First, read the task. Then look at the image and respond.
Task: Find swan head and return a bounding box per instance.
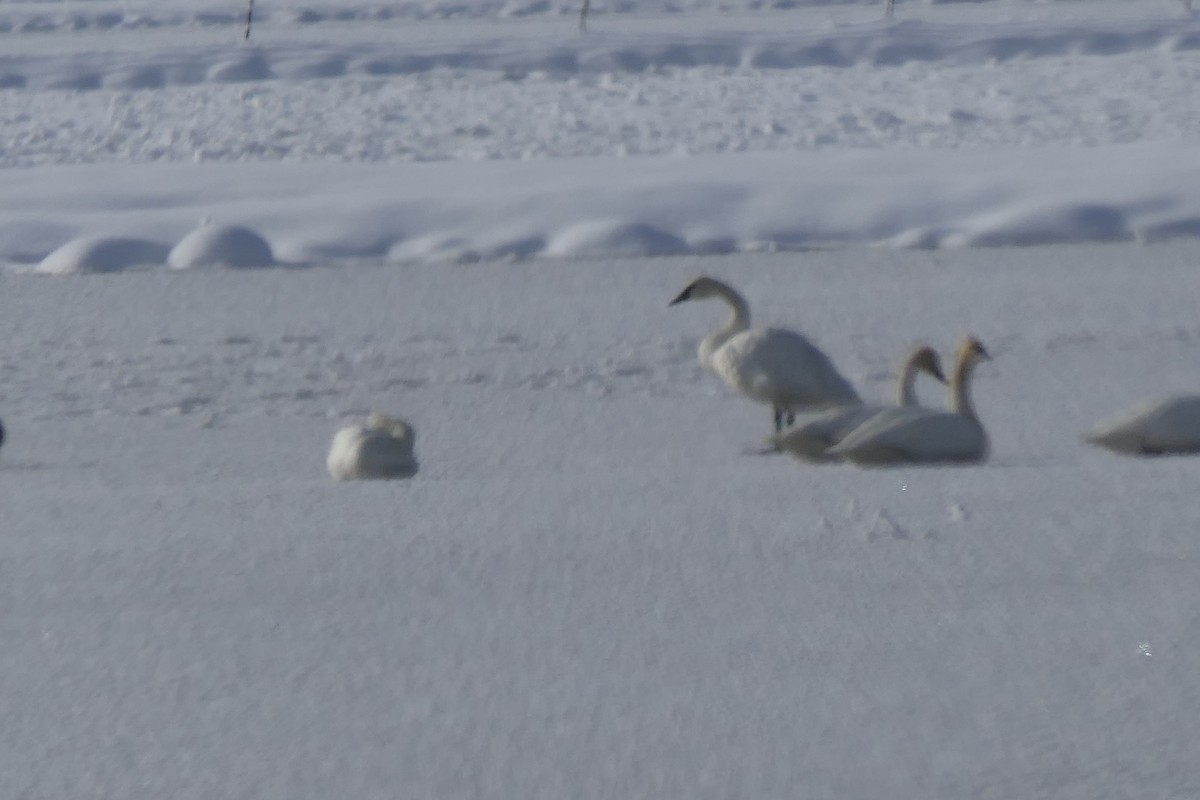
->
[669,276,731,306]
[366,410,416,447]
[957,336,991,367]
[910,345,947,384]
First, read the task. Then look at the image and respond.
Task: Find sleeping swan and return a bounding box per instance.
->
[327,411,418,481]
[1083,396,1200,455]
[826,336,991,466]
[669,276,860,431]
[772,345,946,461]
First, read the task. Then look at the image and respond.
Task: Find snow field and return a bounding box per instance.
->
[4,0,1200,796]
[5,242,1200,797]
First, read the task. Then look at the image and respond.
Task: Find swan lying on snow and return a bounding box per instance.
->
[1083,396,1200,455]
[669,276,860,432]
[772,345,946,461]
[327,411,418,481]
[827,336,991,466]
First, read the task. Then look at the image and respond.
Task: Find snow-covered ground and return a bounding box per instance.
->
[3,0,1200,265]
[3,1,1200,797]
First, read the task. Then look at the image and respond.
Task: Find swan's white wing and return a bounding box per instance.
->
[773,404,882,460]
[1084,395,1200,455]
[833,405,930,447]
[328,426,418,480]
[327,427,366,480]
[829,409,987,464]
[714,327,860,409]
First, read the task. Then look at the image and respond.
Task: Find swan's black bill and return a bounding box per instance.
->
[668,286,693,306]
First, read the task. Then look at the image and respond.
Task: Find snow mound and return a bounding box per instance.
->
[546,221,689,259]
[387,235,480,265]
[168,225,276,269]
[35,236,170,275]
[0,220,73,265]
[946,203,1134,248]
[207,53,274,84]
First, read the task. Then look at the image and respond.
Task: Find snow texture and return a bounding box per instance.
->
[3,1,1200,798]
[2,1,1200,266]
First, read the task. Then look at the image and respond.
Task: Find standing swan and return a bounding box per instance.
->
[669,276,860,431]
[1083,396,1200,455]
[772,345,946,461]
[827,337,991,466]
[327,411,418,481]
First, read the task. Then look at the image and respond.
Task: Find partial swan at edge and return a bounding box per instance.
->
[826,336,991,466]
[772,345,946,461]
[669,276,860,432]
[327,411,418,481]
[1083,396,1200,456]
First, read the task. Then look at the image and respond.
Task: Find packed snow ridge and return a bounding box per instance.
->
[1,0,1199,269]
[5,145,1200,272]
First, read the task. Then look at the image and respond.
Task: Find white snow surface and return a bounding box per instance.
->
[2,0,1200,264]
[4,1,1200,798]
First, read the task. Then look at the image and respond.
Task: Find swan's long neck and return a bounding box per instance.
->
[950,354,980,421]
[698,282,750,368]
[895,355,922,406]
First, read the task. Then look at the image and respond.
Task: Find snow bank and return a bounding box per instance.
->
[4,144,1200,270]
[168,225,276,269]
[35,236,169,274]
[1,0,1198,268]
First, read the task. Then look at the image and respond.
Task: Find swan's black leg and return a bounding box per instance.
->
[773,407,784,432]
[785,409,795,427]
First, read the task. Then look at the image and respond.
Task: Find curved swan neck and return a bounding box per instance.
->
[896,355,922,406]
[698,280,751,365]
[711,279,751,331]
[950,355,980,420]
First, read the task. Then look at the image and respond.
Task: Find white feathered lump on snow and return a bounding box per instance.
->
[327,411,418,481]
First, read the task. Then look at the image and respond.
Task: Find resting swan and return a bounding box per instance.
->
[1083,396,1200,455]
[827,336,991,466]
[327,411,418,481]
[772,345,946,461]
[669,276,860,431]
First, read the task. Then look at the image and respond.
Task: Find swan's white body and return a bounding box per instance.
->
[828,337,990,466]
[670,276,860,430]
[1083,396,1200,456]
[772,345,945,461]
[327,411,418,481]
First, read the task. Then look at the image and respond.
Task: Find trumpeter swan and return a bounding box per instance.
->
[1083,396,1200,455]
[772,345,946,461]
[327,411,418,481]
[669,276,860,431]
[827,337,991,466]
